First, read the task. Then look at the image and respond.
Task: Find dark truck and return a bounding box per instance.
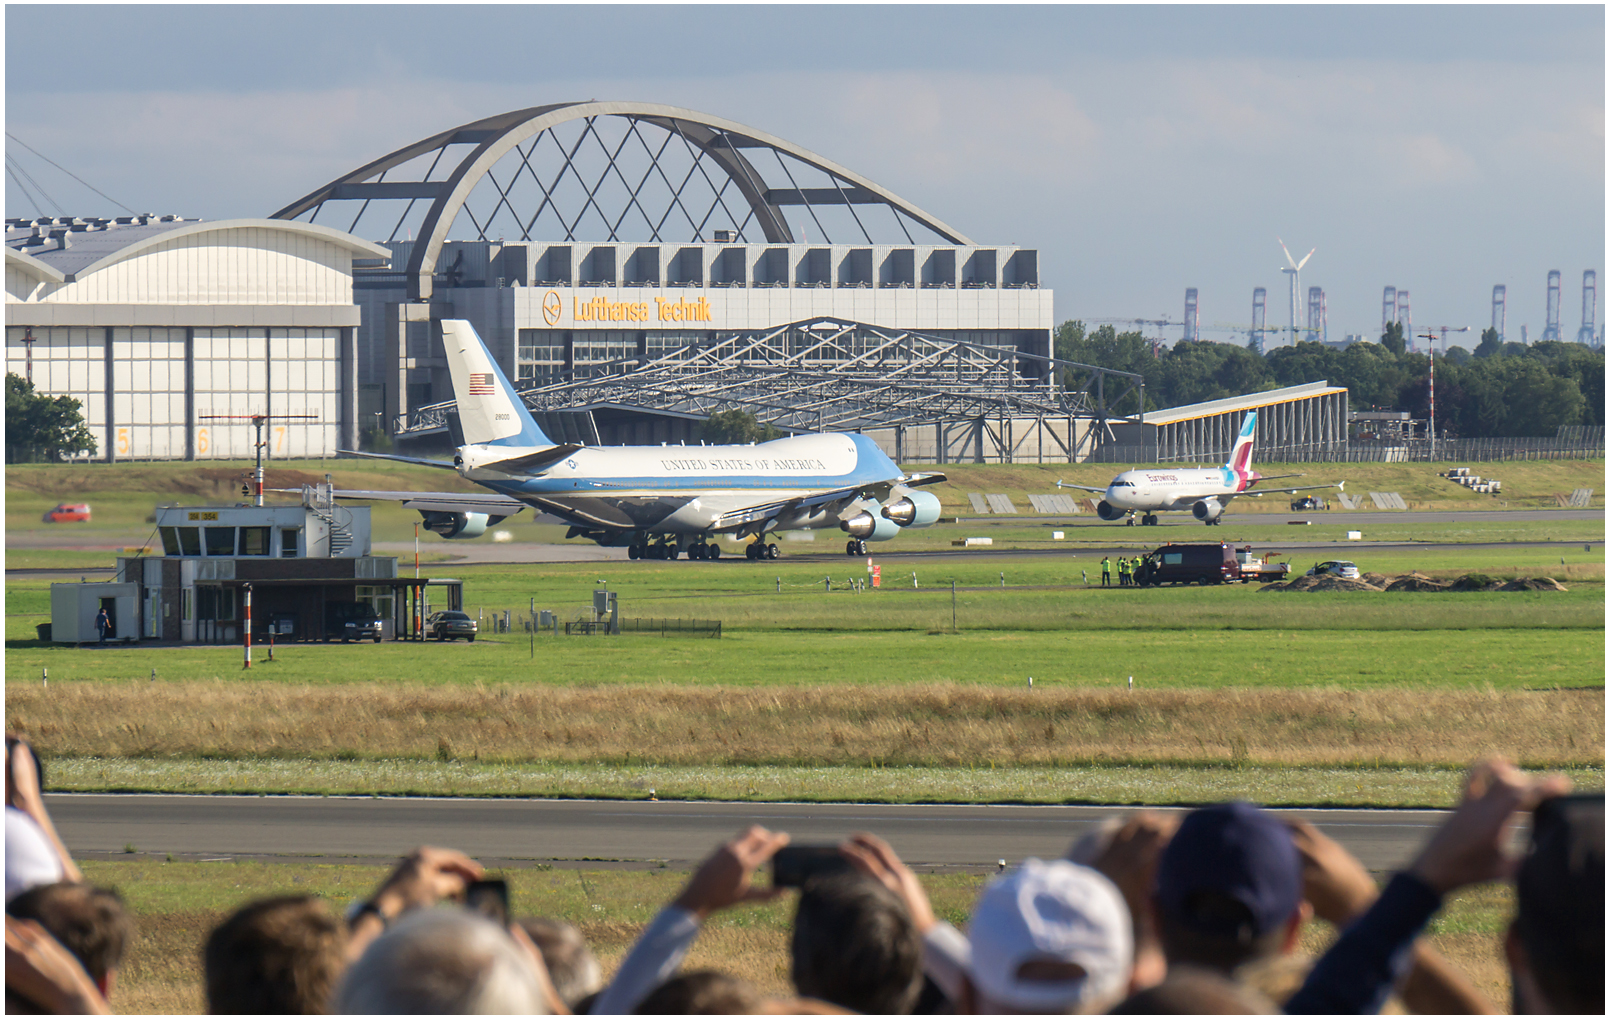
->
[1134,542,1242,586]
[325,600,384,642]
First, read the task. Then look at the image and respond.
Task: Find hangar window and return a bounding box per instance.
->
[177,527,202,556]
[160,527,181,556]
[280,528,300,557]
[238,527,271,556]
[204,527,235,557]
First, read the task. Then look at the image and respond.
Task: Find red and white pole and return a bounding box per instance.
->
[243,584,253,669]
[1428,350,1436,461]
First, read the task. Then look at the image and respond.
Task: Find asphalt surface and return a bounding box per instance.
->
[11,509,1600,572]
[47,794,1446,873]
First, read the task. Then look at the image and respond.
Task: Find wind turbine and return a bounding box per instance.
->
[1278,238,1315,348]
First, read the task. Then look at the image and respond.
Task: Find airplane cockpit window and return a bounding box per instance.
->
[1109,480,1135,488]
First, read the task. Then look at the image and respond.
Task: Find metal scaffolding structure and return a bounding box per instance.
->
[397,317,1144,462]
[270,102,973,302]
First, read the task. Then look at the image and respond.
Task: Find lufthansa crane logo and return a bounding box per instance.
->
[541,290,563,327]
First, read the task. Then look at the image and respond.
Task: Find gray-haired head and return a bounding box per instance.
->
[335,908,546,1014]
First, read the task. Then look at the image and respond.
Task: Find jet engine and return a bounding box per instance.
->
[880,490,942,528]
[1096,500,1124,521]
[418,510,500,539]
[1191,498,1224,524]
[840,511,902,542]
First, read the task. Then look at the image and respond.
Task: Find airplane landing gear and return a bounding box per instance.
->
[845,539,868,556]
[1142,514,1158,526]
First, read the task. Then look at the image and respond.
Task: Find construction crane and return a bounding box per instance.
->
[1419,325,1470,355]
[1210,322,1318,350]
[1080,317,1186,355]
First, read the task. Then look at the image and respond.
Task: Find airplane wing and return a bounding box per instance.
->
[1253,472,1306,482]
[710,485,865,531]
[283,488,530,517]
[1056,479,1107,494]
[901,472,947,487]
[336,449,457,470]
[1241,481,1345,496]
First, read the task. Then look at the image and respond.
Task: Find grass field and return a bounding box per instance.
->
[82,857,1516,1015]
[6,457,1603,806]
[7,550,1603,804]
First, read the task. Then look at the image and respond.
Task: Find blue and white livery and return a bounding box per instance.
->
[338,320,945,560]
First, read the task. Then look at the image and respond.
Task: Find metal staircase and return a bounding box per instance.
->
[302,481,356,556]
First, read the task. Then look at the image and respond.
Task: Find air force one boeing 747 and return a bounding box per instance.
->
[1058,411,1343,526]
[335,320,945,560]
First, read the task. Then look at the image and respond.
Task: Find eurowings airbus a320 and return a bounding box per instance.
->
[1058,411,1343,525]
[335,320,945,560]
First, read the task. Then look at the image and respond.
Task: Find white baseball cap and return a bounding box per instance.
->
[967,858,1132,1012]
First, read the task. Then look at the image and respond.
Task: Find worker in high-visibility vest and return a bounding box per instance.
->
[1101,556,1113,587]
[1117,557,1130,586]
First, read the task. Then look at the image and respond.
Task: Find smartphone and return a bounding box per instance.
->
[464,878,509,927]
[771,844,853,888]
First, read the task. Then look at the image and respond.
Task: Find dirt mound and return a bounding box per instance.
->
[1385,574,1451,593]
[1259,574,1383,593]
[1446,574,1500,592]
[1496,577,1568,592]
[1361,572,1392,587]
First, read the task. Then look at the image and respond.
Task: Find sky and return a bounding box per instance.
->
[6,5,1604,348]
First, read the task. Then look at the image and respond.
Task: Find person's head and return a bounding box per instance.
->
[966,858,1132,1013]
[634,970,763,1014]
[516,916,601,1010]
[790,871,922,1013]
[335,908,546,1014]
[6,882,131,997]
[204,895,346,1014]
[1153,802,1305,974]
[1507,793,1604,1014]
[1108,964,1279,1014]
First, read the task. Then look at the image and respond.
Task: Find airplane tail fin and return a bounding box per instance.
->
[440,320,554,448]
[1227,411,1257,474]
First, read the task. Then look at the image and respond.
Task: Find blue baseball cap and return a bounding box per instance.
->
[1155,802,1302,941]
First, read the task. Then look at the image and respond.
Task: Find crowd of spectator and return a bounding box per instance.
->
[5,732,1602,1015]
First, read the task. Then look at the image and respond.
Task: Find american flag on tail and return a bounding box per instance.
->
[467,373,495,395]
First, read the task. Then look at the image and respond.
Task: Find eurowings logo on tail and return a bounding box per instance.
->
[1228,411,1257,481]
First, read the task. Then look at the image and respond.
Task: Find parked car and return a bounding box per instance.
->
[1290,496,1325,511]
[1133,542,1242,586]
[426,610,478,642]
[42,503,91,523]
[1307,560,1361,580]
[325,600,384,642]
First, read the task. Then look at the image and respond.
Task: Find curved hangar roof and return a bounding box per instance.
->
[6,216,389,285]
[270,101,974,302]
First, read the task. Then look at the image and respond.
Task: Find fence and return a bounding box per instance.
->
[1090,434,1604,465]
[565,617,721,638]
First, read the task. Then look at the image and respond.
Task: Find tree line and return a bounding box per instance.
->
[1054,322,1605,439]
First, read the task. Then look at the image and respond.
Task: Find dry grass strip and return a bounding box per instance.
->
[10,682,1601,769]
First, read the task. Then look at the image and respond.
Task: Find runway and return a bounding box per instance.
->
[46,794,1444,873]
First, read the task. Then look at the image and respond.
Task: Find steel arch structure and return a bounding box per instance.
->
[397,317,1143,443]
[270,102,973,302]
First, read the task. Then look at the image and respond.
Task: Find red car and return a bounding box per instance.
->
[42,503,91,523]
